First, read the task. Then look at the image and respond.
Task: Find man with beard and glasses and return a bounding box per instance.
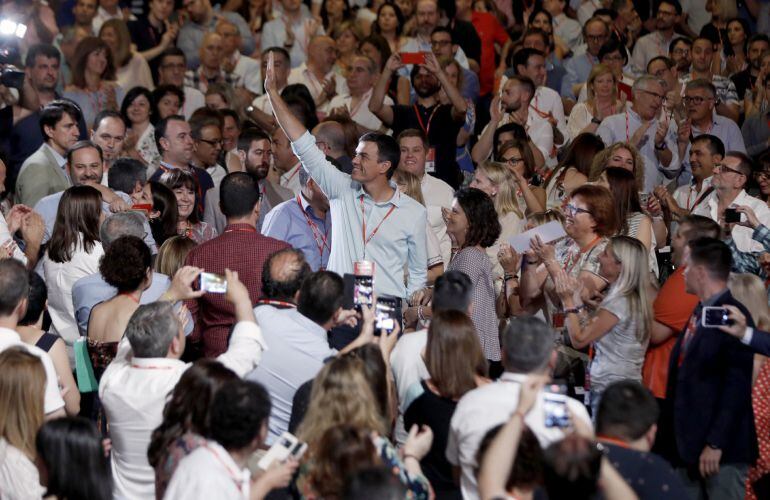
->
[370,51,467,189]
[631,0,684,75]
[669,37,693,74]
[731,34,770,101]
[204,128,292,233]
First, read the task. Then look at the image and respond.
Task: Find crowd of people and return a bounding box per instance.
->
[1,0,770,498]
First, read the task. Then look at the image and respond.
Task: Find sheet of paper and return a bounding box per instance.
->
[508,221,567,253]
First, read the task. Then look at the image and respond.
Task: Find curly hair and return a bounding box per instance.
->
[307,425,380,498]
[455,188,502,249]
[99,236,152,293]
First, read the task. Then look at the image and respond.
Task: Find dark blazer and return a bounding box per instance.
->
[747,328,770,357]
[666,289,758,466]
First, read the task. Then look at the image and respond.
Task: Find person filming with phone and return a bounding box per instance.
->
[662,237,757,498]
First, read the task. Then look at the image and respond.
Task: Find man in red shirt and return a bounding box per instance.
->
[185,172,290,357]
[454,0,510,97]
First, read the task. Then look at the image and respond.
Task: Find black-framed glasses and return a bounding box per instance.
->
[198,138,223,147]
[504,156,525,166]
[683,96,713,105]
[638,88,667,101]
[715,164,745,176]
[565,204,591,216]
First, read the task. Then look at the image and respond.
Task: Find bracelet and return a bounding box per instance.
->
[504,273,518,281]
[417,305,426,323]
[563,304,585,315]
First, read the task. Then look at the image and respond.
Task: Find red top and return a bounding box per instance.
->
[184,223,290,357]
[472,11,510,95]
[642,267,699,399]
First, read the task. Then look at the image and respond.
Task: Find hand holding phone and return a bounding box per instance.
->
[257,432,307,471]
[724,208,741,224]
[400,52,426,65]
[702,306,732,327]
[543,384,570,428]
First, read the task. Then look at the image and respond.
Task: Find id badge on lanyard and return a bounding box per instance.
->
[425,147,436,174]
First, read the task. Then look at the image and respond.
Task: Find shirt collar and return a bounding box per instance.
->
[130,356,182,369]
[281,163,301,182]
[355,181,402,207]
[703,288,729,307]
[45,143,67,169]
[0,327,21,342]
[223,222,258,232]
[499,372,528,383]
[691,175,713,190]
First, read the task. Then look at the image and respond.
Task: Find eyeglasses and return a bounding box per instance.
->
[638,88,667,101]
[715,164,745,176]
[564,204,591,216]
[683,96,713,105]
[198,138,223,147]
[504,156,525,165]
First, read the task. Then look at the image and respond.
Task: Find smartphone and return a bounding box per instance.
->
[199,272,227,293]
[638,192,650,208]
[400,52,426,65]
[702,306,731,327]
[724,208,740,224]
[130,203,153,214]
[257,432,307,470]
[375,296,398,334]
[543,384,570,428]
[352,261,374,310]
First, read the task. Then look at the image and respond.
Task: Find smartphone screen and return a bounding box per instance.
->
[200,272,227,293]
[353,275,374,308]
[400,52,425,65]
[702,307,730,327]
[543,385,570,428]
[375,297,398,334]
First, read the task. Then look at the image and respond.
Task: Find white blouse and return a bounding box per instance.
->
[0,438,46,500]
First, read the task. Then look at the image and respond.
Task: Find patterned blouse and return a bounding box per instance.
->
[179,221,218,245]
[154,431,207,500]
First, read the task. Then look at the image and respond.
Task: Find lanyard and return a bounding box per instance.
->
[625,111,630,142]
[257,298,297,308]
[118,292,141,304]
[530,93,550,119]
[297,195,330,258]
[360,195,396,258]
[413,104,439,136]
[201,443,248,495]
[563,236,602,274]
[597,435,633,449]
[224,226,257,233]
[349,89,372,117]
[284,164,301,184]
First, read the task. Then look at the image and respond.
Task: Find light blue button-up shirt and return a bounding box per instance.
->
[262,193,331,271]
[291,131,427,299]
[597,108,680,193]
[677,113,747,186]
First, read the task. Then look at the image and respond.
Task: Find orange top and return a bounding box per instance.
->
[642,267,699,399]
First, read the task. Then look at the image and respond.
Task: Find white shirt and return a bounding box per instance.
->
[390,329,429,445]
[183,86,206,120]
[531,86,569,145]
[231,52,262,95]
[207,164,228,190]
[42,239,105,347]
[0,438,46,500]
[673,176,713,212]
[0,327,64,415]
[447,372,592,500]
[117,53,155,91]
[280,162,302,195]
[328,90,392,132]
[0,211,27,264]
[553,13,582,49]
[99,320,266,500]
[246,305,335,444]
[92,6,134,34]
[692,189,770,253]
[163,440,251,500]
[420,174,454,269]
[287,63,348,114]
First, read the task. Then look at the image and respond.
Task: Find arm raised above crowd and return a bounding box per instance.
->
[369,53,401,127]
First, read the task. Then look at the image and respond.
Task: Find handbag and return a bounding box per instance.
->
[74,337,98,393]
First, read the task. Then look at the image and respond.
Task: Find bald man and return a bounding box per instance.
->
[287,35,348,113]
[184,32,239,93]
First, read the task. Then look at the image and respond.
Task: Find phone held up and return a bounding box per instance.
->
[701,306,732,327]
[543,384,570,429]
[257,432,307,470]
[199,272,227,293]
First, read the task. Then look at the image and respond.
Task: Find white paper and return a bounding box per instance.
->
[508,221,567,253]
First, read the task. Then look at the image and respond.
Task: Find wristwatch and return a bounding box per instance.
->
[591,117,602,125]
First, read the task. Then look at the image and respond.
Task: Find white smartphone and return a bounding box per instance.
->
[257,432,307,470]
[702,306,731,327]
[199,272,227,293]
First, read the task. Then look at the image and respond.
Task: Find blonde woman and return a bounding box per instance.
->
[393,169,444,283]
[568,64,625,138]
[99,19,154,91]
[726,273,770,500]
[588,142,646,193]
[0,348,47,499]
[332,20,364,76]
[154,236,196,277]
[469,160,524,286]
[555,235,653,413]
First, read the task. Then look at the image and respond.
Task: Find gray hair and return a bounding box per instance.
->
[100,212,145,248]
[298,165,310,188]
[125,302,179,358]
[684,78,717,98]
[312,121,346,155]
[501,317,555,373]
[632,74,665,94]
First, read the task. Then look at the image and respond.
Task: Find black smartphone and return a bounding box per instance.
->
[724,208,740,224]
[374,296,398,335]
[702,306,731,327]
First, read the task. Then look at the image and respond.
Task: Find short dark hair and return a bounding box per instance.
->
[543,434,602,499]
[595,380,659,441]
[430,26,454,42]
[40,100,82,141]
[25,44,61,67]
[18,272,47,326]
[220,172,260,218]
[100,236,152,293]
[679,214,720,241]
[725,151,754,178]
[501,317,555,373]
[108,158,147,194]
[297,271,344,325]
[120,86,155,126]
[343,467,408,499]
[670,36,693,54]
[477,425,543,491]
[209,380,271,451]
[154,115,186,153]
[92,109,125,133]
[262,46,291,65]
[261,248,311,301]
[748,33,770,51]
[688,237,732,282]
[598,38,628,65]
[433,270,474,313]
[522,28,550,49]
[0,259,29,316]
[505,74,536,100]
[66,140,103,166]
[691,134,725,157]
[513,48,545,73]
[659,0,683,15]
[455,188,501,248]
[157,46,186,67]
[219,109,240,128]
[237,127,271,152]
[647,56,675,73]
[493,123,527,155]
[359,132,400,179]
[151,84,185,119]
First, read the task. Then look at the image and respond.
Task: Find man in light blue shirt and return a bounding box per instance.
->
[597,75,680,193]
[265,53,428,300]
[262,167,331,271]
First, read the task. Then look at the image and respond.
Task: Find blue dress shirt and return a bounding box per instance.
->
[262,193,331,271]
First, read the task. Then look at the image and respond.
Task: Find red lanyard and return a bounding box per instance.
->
[118,292,140,304]
[297,195,330,258]
[284,164,301,184]
[413,104,439,136]
[225,226,257,233]
[625,111,630,142]
[201,443,248,495]
[563,236,601,274]
[360,195,396,255]
[530,93,550,119]
[257,298,297,308]
[597,435,633,449]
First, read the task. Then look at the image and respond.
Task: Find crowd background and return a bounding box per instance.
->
[1,0,770,498]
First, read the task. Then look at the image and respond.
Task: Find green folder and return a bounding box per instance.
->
[74,338,98,393]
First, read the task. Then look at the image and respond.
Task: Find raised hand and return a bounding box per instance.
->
[734,205,760,229]
[264,51,278,95]
[489,95,503,124]
[630,120,653,148]
[384,52,404,74]
[165,266,205,302]
[498,244,521,274]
